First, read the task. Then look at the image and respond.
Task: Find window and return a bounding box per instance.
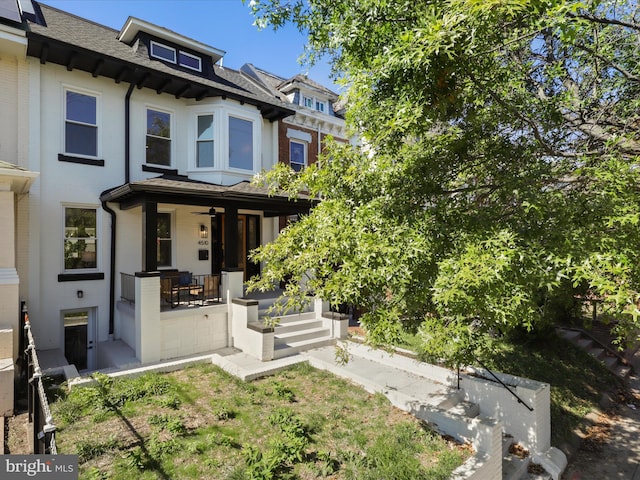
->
[64,207,97,271]
[196,114,214,167]
[315,100,326,112]
[179,51,202,72]
[157,212,172,267]
[65,90,97,157]
[228,116,253,170]
[150,41,176,63]
[290,140,306,172]
[146,109,171,166]
[303,96,313,108]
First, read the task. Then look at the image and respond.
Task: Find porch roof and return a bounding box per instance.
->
[100,174,315,217]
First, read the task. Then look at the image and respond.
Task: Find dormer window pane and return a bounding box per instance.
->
[179,51,202,72]
[303,96,313,108]
[150,41,176,63]
[316,100,325,112]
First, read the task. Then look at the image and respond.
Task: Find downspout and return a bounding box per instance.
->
[105,81,135,336]
[125,81,135,183]
[102,200,116,336]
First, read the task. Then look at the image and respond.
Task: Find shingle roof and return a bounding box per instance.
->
[100,174,313,216]
[26,3,294,120]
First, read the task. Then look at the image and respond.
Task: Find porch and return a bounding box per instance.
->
[111,270,348,367]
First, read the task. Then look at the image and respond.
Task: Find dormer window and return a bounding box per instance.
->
[303,96,313,108]
[315,100,326,112]
[149,40,203,73]
[150,40,176,63]
[178,51,202,72]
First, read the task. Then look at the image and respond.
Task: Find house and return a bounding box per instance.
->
[240,64,349,229]
[0,0,39,415]
[0,0,348,403]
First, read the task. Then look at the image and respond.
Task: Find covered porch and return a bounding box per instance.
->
[99,174,331,365]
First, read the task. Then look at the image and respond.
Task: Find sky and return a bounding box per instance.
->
[42,0,338,91]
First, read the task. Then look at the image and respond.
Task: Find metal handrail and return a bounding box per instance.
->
[473,357,534,412]
[23,310,58,454]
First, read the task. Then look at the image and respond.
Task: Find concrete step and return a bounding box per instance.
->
[257,300,313,315]
[275,327,331,346]
[273,336,335,360]
[502,452,529,480]
[266,311,316,325]
[602,354,619,369]
[589,347,605,359]
[556,328,581,342]
[435,389,465,410]
[446,400,480,418]
[274,318,323,334]
[518,465,553,480]
[614,364,632,379]
[575,337,593,350]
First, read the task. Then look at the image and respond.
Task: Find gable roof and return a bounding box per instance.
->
[25,3,295,121]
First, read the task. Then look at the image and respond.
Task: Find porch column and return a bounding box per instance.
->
[141,200,157,272]
[134,271,161,364]
[224,205,238,269]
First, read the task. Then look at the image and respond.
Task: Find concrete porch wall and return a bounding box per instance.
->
[160,304,227,359]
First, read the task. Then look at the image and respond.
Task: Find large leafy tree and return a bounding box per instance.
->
[247,0,640,364]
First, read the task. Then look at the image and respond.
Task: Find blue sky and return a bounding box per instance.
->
[42,0,338,91]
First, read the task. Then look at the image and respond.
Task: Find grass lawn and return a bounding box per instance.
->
[400,330,622,447]
[50,362,471,480]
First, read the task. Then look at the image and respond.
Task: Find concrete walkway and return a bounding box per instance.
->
[562,350,640,480]
[211,342,459,409]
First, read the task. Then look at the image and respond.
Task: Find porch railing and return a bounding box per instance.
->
[120,272,135,304]
[121,272,221,307]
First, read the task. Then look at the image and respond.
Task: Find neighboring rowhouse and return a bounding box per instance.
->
[240,64,348,229]
[0,0,39,416]
[0,1,348,388]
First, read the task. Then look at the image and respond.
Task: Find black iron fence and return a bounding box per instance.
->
[21,303,57,454]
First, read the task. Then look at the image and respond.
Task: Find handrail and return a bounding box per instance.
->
[24,311,58,454]
[473,357,534,412]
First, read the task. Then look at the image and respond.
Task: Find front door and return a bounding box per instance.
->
[216,214,261,281]
[63,309,96,371]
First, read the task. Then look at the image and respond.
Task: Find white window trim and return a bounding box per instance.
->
[194,113,215,169]
[302,96,314,108]
[150,40,177,63]
[289,139,307,171]
[187,102,261,174]
[145,105,174,167]
[62,203,101,274]
[178,50,202,72]
[62,85,101,159]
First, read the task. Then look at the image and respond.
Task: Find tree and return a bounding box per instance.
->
[246,0,640,365]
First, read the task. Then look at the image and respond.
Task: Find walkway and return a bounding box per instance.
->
[562,349,640,480]
[211,342,458,409]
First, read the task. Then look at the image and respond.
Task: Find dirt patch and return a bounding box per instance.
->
[5,413,30,454]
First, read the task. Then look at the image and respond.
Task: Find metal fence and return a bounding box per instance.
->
[21,303,57,454]
[120,272,135,304]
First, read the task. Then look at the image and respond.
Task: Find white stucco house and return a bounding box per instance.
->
[0,0,348,401]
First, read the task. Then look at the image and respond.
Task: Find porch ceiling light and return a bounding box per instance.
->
[199,224,208,239]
